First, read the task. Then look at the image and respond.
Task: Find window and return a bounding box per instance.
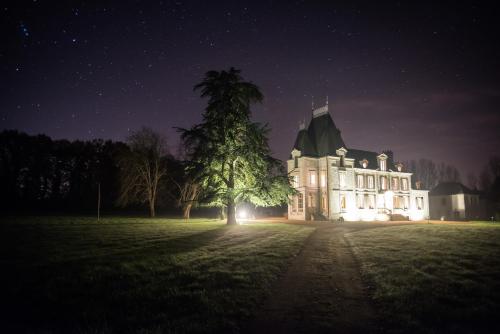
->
[380,159,387,171]
[320,171,326,187]
[366,194,375,209]
[357,194,364,209]
[340,194,346,210]
[357,174,364,188]
[393,196,402,209]
[380,176,387,190]
[298,193,304,212]
[391,177,399,190]
[322,193,327,210]
[294,157,298,168]
[367,175,374,189]
[292,196,297,212]
[339,172,346,188]
[402,178,408,190]
[404,196,409,209]
[417,197,424,210]
[292,175,299,188]
[308,193,315,207]
[309,171,317,186]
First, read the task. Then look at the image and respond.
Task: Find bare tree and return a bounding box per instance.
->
[173,176,201,219]
[405,158,438,190]
[466,172,478,190]
[437,162,461,183]
[479,156,500,192]
[117,127,168,217]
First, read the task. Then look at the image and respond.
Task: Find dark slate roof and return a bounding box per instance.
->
[293,129,317,156]
[291,110,399,170]
[346,149,379,169]
[307,113,346,156]
[430,182,478,196]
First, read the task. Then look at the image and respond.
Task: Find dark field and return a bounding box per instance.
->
[0,217,313,333]
[2,217,500,333]
[346,222,500,333]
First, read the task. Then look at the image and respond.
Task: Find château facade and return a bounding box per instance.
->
[287,103,429,221]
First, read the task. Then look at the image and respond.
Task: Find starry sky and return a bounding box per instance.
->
[2,1,500,177]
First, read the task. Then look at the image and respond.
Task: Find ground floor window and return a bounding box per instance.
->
[321,192,327,211]
[357,194,364,209]
[340,194,346,210]
[308,193,315,207]
[404,196,409,209]
[393,196,403,209]
[298,193,304,212]
[365,194,375,209]
[416,197,424,210]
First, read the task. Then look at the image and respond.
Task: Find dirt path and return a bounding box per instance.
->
[246,222,402,334]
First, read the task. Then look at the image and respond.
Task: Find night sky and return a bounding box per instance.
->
[2,1,500,177]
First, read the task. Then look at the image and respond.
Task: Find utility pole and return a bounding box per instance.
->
[97,182,101,221]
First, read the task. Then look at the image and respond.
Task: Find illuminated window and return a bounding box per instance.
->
[320,171,326,187]
[322,193,327,210]
[402,178,408,190]
[298,193,304,212]
[357,194,364,209]
[357,174,364,188]
[339,172,346,188]
[380,176,387,190]
[380,159,387,171]
[404,196,409,209]
[392,178,399,190]
[292,175,299,188]
[367,194,375,209]
[308,193,315,207]
[309,171,317,186]
[340,194,346,209]
[417,197,424,210]
[393,196,401,209]
[292,196,297,212]
[367,175,374,189]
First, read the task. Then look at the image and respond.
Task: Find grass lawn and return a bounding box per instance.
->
[346,222,500,333]
[0,216,313,333]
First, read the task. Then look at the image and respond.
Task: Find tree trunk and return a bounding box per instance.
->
[226,161,237,225]
[227,197,237,225]
[182,203,192,219]
[149,199,156,217]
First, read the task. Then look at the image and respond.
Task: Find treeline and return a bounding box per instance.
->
[0,130,178,215]
[0,69,293,223]
[405,157,500,200]
[404,159,461,190]
[404,156,500,214]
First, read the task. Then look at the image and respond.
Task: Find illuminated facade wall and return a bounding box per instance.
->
[287,104,429,221]
[287,151,429,221]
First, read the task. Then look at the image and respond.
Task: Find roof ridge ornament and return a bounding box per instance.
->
[312,103,329,118]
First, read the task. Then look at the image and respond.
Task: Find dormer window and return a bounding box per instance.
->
[360,159,368,169]
[380,159,387,171]
[396,162,403,172]
[377,153,388,171]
